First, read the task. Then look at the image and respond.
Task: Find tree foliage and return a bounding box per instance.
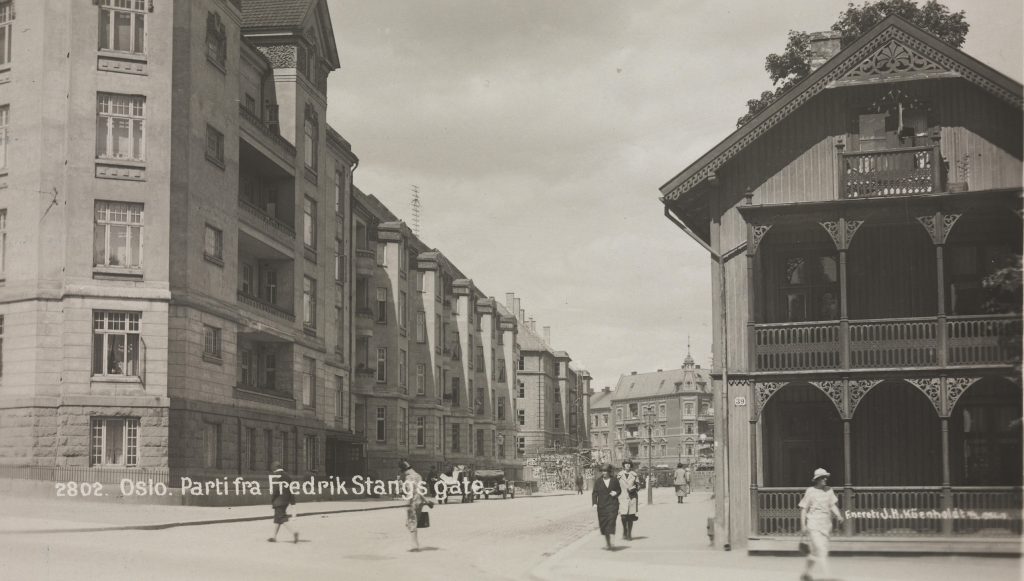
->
[983,257,1023,376]
[736,1,969,127]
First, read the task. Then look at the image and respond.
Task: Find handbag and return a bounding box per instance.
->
[417,510,430,529]
[798,534,810,556]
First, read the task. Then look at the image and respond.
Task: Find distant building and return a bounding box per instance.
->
[588,388,614,464]
[605,352,713,468]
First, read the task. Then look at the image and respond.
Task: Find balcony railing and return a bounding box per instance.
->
[754,314,1018,372]
[238,199,296,242]
[237,291,295,323]
[755,487,1021,537]
[238,103,297,159]
[841,145,941,199]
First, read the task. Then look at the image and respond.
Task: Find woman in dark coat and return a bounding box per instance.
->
[591,464,622,550]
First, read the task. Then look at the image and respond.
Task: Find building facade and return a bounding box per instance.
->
[661,17,1022,553]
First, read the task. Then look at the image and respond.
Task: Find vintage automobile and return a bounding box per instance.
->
[474,469,512,499]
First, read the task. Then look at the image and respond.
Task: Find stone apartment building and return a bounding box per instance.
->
[588,387,613,464]
[0,0,361,484]
[351,188,523,479]
[601,352,713,468]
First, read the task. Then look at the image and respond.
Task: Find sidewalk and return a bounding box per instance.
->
[531,488,1022,581]
[0,489,574,534]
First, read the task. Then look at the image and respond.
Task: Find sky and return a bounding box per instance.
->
[324,0,1023,391]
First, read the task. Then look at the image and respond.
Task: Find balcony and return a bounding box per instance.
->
[237,291,295,323]
[355,249,376,275]
[841,145,941,199]
[238,103,296,166]
[754,314,1018,372]
[238,199,296,246]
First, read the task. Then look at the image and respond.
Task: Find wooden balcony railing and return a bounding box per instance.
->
[237,291,295,323]
[754,314,1018,372]
[756,487,1021,537]
[841,145,940,199]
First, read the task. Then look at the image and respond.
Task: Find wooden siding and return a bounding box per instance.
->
[846,224,937,320]
[852,380,943,486]
[761,383,844,487]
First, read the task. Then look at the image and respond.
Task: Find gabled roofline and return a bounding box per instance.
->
[659,15,1023,205]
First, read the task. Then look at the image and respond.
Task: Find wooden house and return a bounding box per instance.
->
[660,16,1022,553]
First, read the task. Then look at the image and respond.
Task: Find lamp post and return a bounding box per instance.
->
[643,409,656,505]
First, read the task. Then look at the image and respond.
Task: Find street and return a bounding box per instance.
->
[0,492,595,581]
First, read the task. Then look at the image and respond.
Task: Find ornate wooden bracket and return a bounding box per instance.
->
[819,218,864,251]
[750,224,772,256]
[943,376,981,417]
[809,380,846,418]
[907,377,944,416]
[847,379,883,418]
[753,380,784,419]
[915,212,962,245]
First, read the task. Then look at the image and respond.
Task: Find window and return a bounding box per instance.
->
[203,422,222,468]
[0,105,7,171]
[376,347,387,383]
[415,271,424,292]
[660,404,668,419]
[334,170,344,214]
[398,408,407,445]
[518,356,525,371]
[206,12,226,69]
[92,310,141,377]
[96,93,145,161]
[376,242,387,266]
[335,375,345,418]
[302,356,315,408]
[0,1,12,66]
[281,431,290,471]
[303,276,317,328]
[355,222,368,251]
[303,105,318,171]
[90,417,140,466]
[517,382,525,398]
[416,312,426,343]
[497,397,505,420]
[416,417,425,447]
[773,251,839,323]
[243,427,256,471]
[398,291,407,330]
[685,423,694,435]
[416,363,426,395]
[468,335,474,369]
[498,359,506,382]
[375,407,386,442]
[244,94,256,114]
[451,423,460,452]
[202,325,221,360]
[204,224,222,262]
[354,403,365,436]
[239,348,254,386]
[684,403,694,416]
[517,436,526,456]
[97,0,145,55]
[375,288,387,324]
[0,210,6,276]
[398,242,407,272]
[474,385,484,415]
[303,197,317,250]
[603,413,609,426]
[262,268,278,304]
[434,314,441,351]
[0,315,4,377]
[615,408,623,422]
[450,377,461,406]
[517,409,526,426]
[335,306,344,354]
[356,336,369,369]
[94,201,143,269]
[264,429,273,470]
[205,125,224,166]
[476,429,484,457]
[334,239,344,282]
[399,349,407,390]
[554,411,562,428]
[304,435,318,473]
[685,444,694,456]
[435,366,442,400]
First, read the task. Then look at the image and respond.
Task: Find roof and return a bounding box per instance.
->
[516,325,554,354]
[611,367,709,401]
[659,15,1024,207]
[590,390,613,410]
[242,0,315,31]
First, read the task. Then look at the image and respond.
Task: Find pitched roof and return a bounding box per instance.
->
[590,390,613,410]
[659,15,1023,206]
[516,325,553,354]
[242,0,315,30]
[611,368,709,401]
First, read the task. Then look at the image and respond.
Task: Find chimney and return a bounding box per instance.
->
[630,371,637,375]
[808,31,842,71]
[506,292,515,309]
[543,326,551,344]
[603,386,611,393]
[657,369,663,372]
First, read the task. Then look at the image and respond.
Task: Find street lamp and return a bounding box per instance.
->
[643,409,656,505]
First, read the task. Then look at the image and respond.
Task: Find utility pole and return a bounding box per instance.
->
[644,409,655,505]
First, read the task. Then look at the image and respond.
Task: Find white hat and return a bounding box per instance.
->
[812,468,831,482]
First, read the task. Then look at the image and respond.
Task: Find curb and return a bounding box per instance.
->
[529,523,602,581]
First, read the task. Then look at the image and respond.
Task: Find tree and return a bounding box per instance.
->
[736,1,969,127]
[983,258,1023,377]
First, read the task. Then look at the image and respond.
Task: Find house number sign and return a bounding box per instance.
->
[734,396,747,406]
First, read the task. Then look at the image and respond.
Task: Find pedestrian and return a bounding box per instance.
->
[799,468,845,581]
[684,466,692,495]
[617,459,639,540]
[575,473,584,495]
[591,463,621,550]
[400,459,434,552]
[673,463,687,503]
[426,466,440,500]
[267,461,299,543]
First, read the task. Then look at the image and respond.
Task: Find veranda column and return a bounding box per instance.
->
[842,380,854,536]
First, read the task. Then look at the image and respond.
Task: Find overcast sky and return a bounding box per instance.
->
[324,0,1023,391]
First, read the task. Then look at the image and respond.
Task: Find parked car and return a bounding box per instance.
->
[474,469,511,499]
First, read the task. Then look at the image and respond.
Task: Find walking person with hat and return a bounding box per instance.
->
[400,459,434,552]
[799,468,845,581]
[591,463,622,550]
[617,459,640,540]
[268,461,299,543]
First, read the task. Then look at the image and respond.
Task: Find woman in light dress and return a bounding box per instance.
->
[617,460,639,540]
[799,468,845,581]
